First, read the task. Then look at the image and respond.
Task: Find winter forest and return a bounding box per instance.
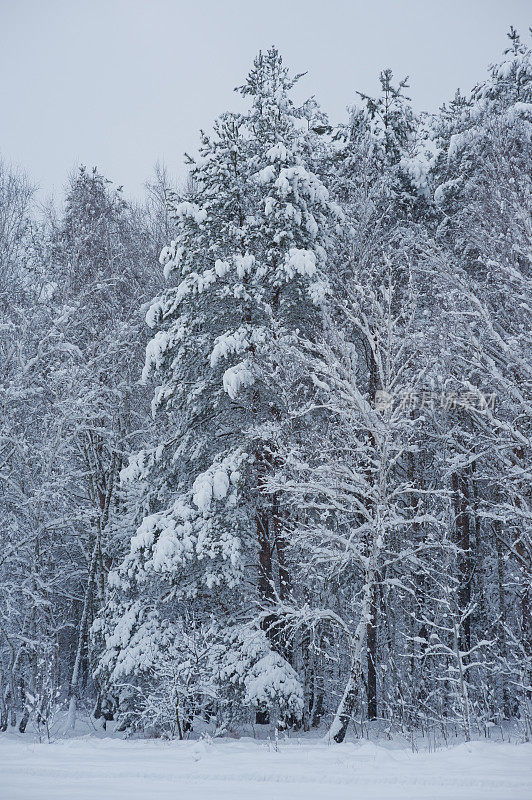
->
[1,26,532,757]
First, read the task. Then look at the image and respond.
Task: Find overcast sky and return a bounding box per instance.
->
[1,0,530,201]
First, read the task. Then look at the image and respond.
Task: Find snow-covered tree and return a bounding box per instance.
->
[96,48,342,732]
[2,30,530,745]
[426,27,532,735]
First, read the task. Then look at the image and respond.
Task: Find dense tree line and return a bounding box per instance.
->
[0,30,530,743]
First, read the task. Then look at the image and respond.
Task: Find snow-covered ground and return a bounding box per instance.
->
[1,732,530,800]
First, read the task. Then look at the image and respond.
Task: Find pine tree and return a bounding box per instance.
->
[96,48,341,732]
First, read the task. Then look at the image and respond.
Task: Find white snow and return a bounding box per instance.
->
[0,733,530,800]
[192,451,245,511]
[434,177,461,206]
[272,166,330,205]
[210,324,266,368]
[256,164,276,184]
[244,652,304,717]
[264,196,276,215]
[142,329,172,382]
[399,146,437,195]
[210,327,250,367]
[233,253,255,279]
[222,360,254,399]
[192,473,213,512]
[448,129,475,161]
[159,243,184,279]
[212,468,230,500]
[284,247,317,278]
[215,258,230,277]
[267,142,288,162]
[173,200,208,225]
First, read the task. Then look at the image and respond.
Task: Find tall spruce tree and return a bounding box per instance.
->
[96,48,342,732]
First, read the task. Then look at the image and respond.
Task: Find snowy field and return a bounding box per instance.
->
[1,733,530,800]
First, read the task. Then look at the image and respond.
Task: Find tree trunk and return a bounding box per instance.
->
[66,527,100,731]
[452,471,471,654]
[364,346,379,722]
[366,582,378,721]
[0,667,8,732]
[330,565,377,743]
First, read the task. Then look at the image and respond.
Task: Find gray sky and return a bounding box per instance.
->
[1,0,530,201]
